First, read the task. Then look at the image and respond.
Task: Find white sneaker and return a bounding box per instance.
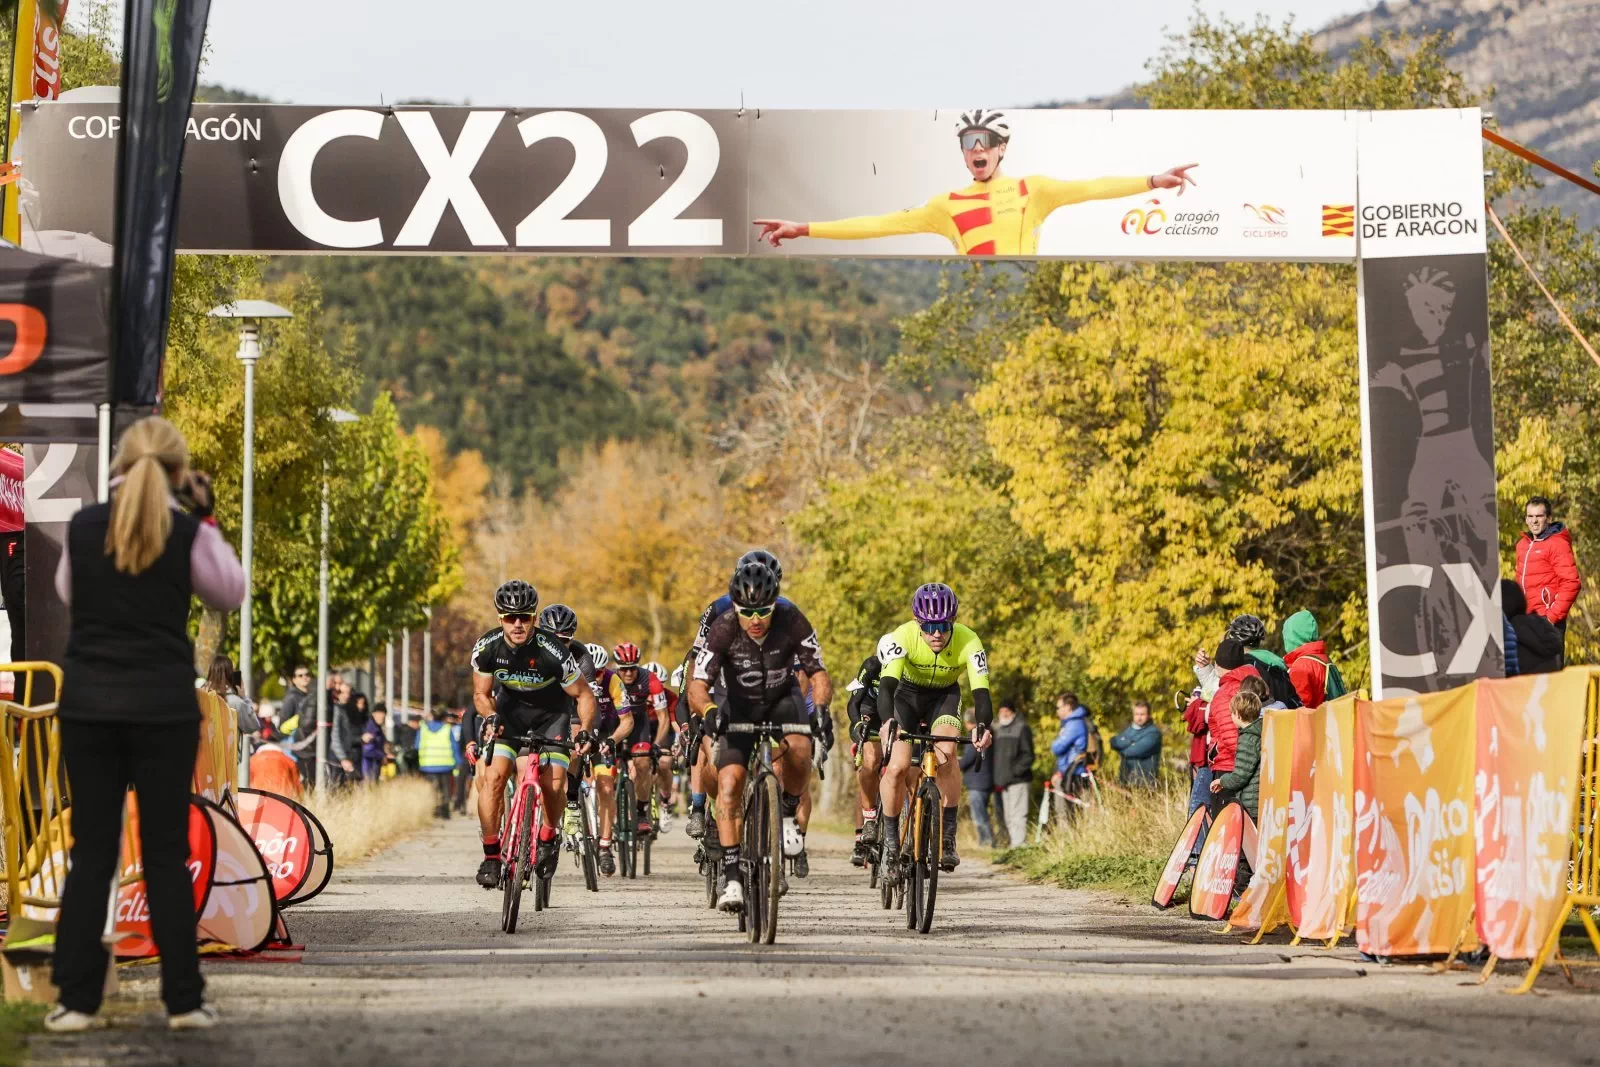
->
[44,1007,101,1033]
[168,1005,220,1031]
[658,810,673,834]
[717,878,745,913]
[782,817,805,858]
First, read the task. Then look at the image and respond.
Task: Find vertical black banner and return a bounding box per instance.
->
[111,0,211,407]
[1360,252,1502,695]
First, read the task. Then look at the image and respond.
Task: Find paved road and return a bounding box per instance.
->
[29,817,1598,1067]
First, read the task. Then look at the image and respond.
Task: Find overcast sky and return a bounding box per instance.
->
[186,0,1367,108]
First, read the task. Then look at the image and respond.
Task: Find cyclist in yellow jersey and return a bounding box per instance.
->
[877,583,992,876]
[755,109,1198,256]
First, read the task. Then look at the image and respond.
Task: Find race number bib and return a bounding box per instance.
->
[971,649,989,676]
[876,632,906,663]
[693,646,716,682]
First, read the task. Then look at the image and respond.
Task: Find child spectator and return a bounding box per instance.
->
[1210,674,1268,821]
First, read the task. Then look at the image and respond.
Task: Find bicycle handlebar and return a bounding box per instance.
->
[722,722,812,736]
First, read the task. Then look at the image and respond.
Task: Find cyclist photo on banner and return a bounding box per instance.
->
[755,110,1198,256]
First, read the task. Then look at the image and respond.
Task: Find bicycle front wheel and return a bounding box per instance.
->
[617,774,636,879]
[501,796,535,934]
[580,797,599,893]
[913,779,942,934]
[757,773,783,944]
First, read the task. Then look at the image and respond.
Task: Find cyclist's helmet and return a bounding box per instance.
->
[670,664,686,689]
[644,661,669,685]
[911,582,959,624]
[613,641,642,668]
[955,108,1010,142]
[728,559,781,608]
[585,643,609,671]
[1226,613,1267,647]
[494,579,538,616]
[736,547,783,584]
[538,603,578,637]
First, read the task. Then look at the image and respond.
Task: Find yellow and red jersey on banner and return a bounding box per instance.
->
[1153,805,1209,909]
[1474,670,1591,959]
[1229,707,1297,933]
[809,174,1150,256]
[1355,685,1477,957]
[1190,802,1246,920]
[1287,695,1357,939]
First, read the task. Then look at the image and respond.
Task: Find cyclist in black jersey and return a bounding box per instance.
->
[469,581,597,888]
[687,560,831,913]
[846,650,886,866]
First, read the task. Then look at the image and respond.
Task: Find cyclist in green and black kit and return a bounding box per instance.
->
[878,583,992,879]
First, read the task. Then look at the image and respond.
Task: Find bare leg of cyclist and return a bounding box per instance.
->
[594,770,616,839]
[714,761,748,910]
[656,754,675,828]
[932,720,964,869]
[535,759,567,875]
[632,755,654,830]
[854,739,883,861]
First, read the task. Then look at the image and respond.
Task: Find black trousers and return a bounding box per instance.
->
[424,769,452,814]
[53,718,202,1015]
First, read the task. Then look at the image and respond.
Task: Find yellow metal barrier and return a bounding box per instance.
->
[0,663,69,943]
[1515,674,1600,993]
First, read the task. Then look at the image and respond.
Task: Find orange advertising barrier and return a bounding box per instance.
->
[1287,695,1357,941]
[1190,802,1245,921]
[1354,684,1477,957]
[1228,706,1296,937]
[1474,671,1590,960]
[1152,806,1208,909]
[248,743,303,801]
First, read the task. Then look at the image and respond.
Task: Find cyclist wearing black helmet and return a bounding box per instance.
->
[687,559,831,913]
[469,581,598,889]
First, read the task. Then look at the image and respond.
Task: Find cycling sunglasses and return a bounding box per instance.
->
[919,620,954,635]
[959,130,1002,151]
[499,612,534,624]
[736,603,777,620]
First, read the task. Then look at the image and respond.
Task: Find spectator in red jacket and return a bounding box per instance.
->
[1517,496,1580,664]
[1284,610,1332,708]
[1206,639,1256,775]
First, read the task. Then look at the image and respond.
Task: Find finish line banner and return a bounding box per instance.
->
[14,103,1379,260]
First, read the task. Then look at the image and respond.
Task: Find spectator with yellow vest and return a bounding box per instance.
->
[416,706,461,818]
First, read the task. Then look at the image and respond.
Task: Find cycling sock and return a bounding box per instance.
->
[862,806,878,820]
[883,814,900,848]
[691,792,707,812]
[722,845,741,872]
[599,837,611,848]
[482,837,501,858]
[780,791,802,818]
[538,824,558,843]
[942,806,959,838]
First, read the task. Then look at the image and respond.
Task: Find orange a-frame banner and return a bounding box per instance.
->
[1474,669,1591,959]
[1228,707,1297,934]
[1354,684,1477,957]
[1286,695,1357,938]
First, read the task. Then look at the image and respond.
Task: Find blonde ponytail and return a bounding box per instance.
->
[106,416,189,575]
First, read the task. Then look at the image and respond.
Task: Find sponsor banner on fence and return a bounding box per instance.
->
[16,104,1380,261]
[1355,111,1499,697]
[1474,670,1590,959]
[1153,805,1209,909]
[1190,802,1246,920]
[1228,706,1297,933]
[1286,696,1357,938]
[1354,684,1477,956]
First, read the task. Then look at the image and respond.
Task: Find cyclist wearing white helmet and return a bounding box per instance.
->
[755,108,1198,256]
[582,640,627,875]
[644,661,679,831]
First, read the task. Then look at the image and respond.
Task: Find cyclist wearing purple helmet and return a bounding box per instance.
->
[875,582,993,879]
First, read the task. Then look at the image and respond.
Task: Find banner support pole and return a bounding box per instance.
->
[95,402,110,503]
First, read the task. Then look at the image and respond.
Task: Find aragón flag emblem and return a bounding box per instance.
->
[1322,204,1355,237]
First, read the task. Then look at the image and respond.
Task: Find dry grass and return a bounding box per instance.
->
[1000,779,1190,894]
[302,776,439,864]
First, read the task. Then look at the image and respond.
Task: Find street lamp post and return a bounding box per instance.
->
[315,408,361,792]
[206,300,293,710]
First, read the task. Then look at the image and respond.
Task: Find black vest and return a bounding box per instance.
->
[60,501,202,722]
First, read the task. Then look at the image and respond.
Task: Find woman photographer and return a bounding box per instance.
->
[47,417,244,1033]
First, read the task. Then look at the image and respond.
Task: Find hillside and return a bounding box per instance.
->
[1058,0,1600,225]
[269,256,943,493]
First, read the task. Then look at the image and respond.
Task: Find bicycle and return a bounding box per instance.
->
[615,744,650,879]
[562,749,600,893]
[890,728,980,935]
[723,719,811,945]
[492,733,573,934]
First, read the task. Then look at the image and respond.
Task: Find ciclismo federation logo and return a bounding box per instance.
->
[1242,202,1288,239]
[1120,198,1219,237]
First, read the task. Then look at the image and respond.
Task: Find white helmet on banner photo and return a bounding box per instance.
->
[956,109,1010,142]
